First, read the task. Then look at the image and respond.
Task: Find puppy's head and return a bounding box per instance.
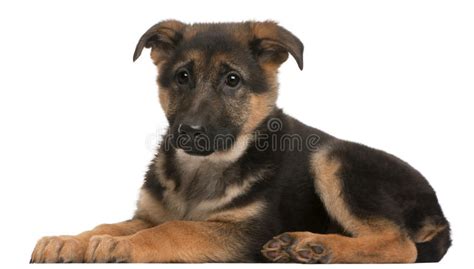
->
[134,20,303,156]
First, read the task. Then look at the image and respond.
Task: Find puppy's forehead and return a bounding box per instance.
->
[172,24,256,73]
[177,23,252,58]
[183,23,252,44]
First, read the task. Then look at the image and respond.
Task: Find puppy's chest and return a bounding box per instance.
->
[137,149,270,224]
[166,161,228,218]
[159,154,249,221]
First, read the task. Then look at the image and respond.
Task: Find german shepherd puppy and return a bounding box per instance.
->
[31,20,451,263]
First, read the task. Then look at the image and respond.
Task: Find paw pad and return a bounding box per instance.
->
[262,233,332,264]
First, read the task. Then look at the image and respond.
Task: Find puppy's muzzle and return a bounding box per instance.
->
[174,123,213,156]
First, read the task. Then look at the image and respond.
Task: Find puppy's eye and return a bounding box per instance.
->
[176,70,190,85]
[225,73,241,88]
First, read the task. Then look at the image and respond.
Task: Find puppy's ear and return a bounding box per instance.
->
[249,21,304,70]
[133,20,187,64]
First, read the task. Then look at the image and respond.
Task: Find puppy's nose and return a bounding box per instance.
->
[178,123,207,137]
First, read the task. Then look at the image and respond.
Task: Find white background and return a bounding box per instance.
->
[0,0,473,268]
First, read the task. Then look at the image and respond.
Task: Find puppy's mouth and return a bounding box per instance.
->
[179,142,215,156]
[181,148,214,156]
[170,133,211,156]
[170,131,236,156]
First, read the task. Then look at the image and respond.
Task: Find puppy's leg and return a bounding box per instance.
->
[31,219,152,263]
[84,220,250,263]
[262,229,416,263]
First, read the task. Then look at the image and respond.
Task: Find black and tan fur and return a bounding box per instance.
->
[31,20,451,263]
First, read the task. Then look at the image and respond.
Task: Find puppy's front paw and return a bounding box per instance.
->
[30,236,87,263]
[85,235,132,263]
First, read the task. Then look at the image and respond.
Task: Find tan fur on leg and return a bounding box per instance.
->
[31,219,152,263]
[84,220,247,263]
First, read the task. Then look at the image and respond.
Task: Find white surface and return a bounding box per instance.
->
[0,0,473,268]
